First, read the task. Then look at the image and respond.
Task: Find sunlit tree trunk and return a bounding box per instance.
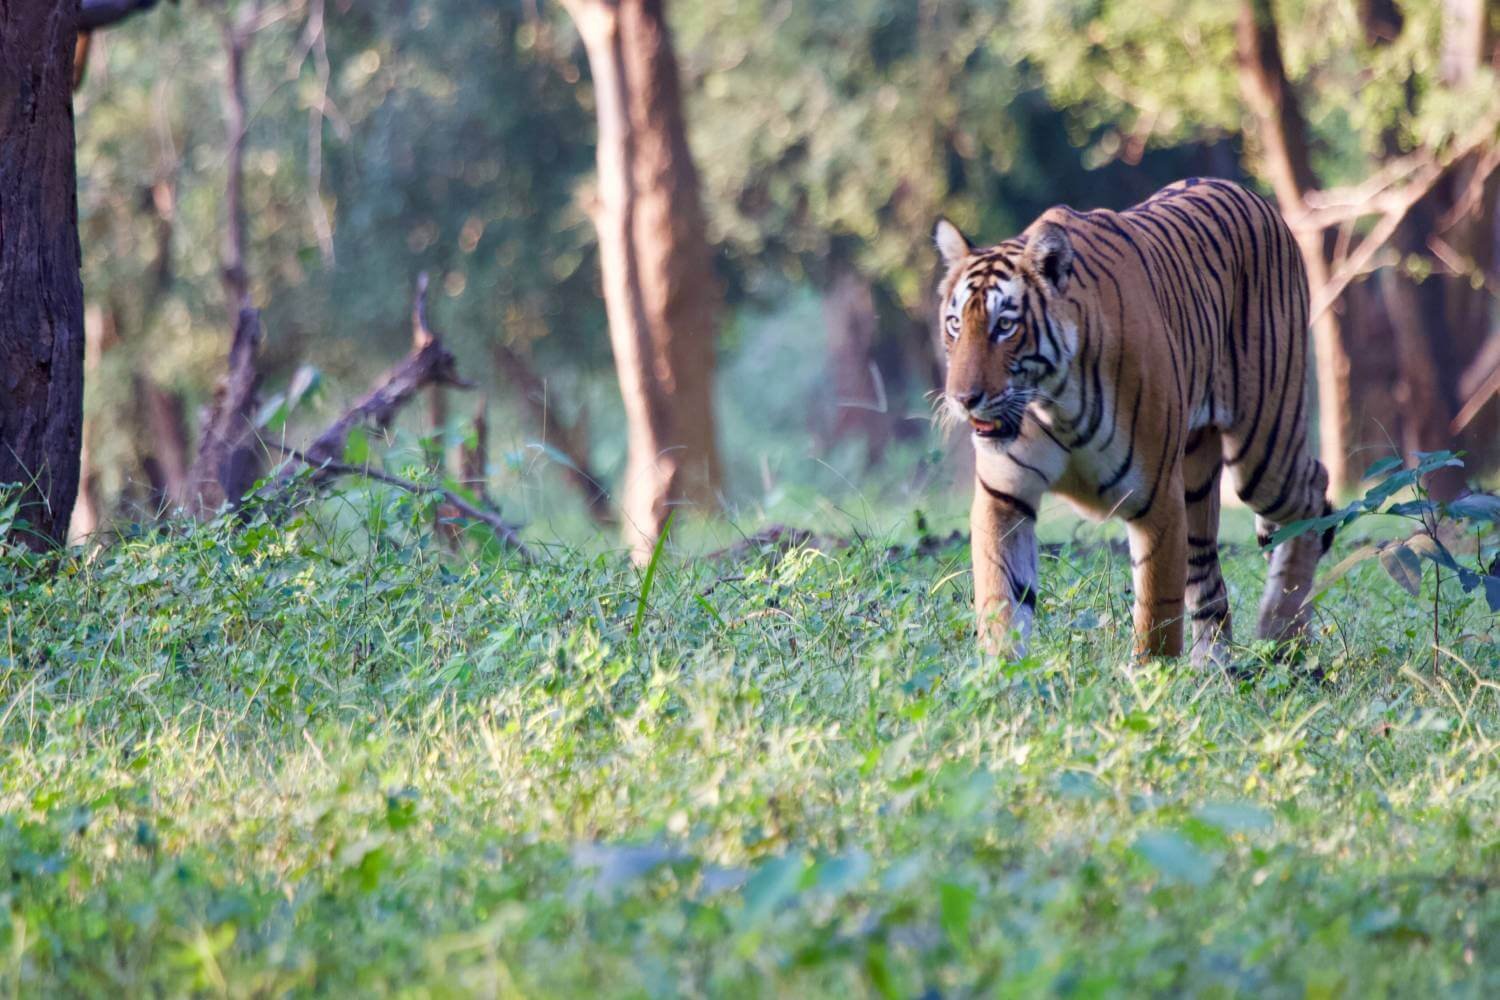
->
[0,2,86,549]
[561,0,723,561]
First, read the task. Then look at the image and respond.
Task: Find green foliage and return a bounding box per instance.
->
[1275,452,1500,613]
[678,0,1221,316]
[1,494,1497,994]
[1010,0,1500,187]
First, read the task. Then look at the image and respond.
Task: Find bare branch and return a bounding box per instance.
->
[1289,115,1500,232]
[297,274,472,473]
[273,444,531,559]
[1306,122,1500,321]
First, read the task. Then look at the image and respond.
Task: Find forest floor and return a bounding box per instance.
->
[1,498,1497,997]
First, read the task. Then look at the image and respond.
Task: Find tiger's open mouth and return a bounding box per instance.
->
[969,416,1018,440]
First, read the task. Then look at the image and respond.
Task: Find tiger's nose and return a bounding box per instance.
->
[958,391,984,411]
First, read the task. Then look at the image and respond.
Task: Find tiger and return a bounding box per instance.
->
[933,177,1334,665]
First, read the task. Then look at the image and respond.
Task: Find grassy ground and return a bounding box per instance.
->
[1,492,1497,998]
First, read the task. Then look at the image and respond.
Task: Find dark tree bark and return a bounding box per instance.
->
[560,0,723,561]
[0,2,86,550]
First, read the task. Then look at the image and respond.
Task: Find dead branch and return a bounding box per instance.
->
[297,274,472,473]
[494,341,615,524]
[1284,114,1500,322]
[1451,334,1500,434]
[185,307,264,514]
[274,444,531,560]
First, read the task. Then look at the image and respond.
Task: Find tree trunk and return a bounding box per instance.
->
[1236,0,1356,491]
[67,302,118,541]
[137,375,192,513]
[0,2,86,550]
[561,0,723,561]
[819,266,890,463]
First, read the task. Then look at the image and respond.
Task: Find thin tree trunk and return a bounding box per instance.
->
[1236,0,1356,491]
[820,266,890,463]
[137,374,192,512]
[67,303,117,541]
[0,2,86,550]
[561,0,723,561]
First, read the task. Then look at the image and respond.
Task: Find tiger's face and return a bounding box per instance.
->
[934,218,1075,442]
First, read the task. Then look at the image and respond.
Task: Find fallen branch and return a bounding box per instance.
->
[274,444,531,560]
[299,273,471,474]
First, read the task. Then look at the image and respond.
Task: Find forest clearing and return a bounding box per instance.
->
[2,0,1498,996]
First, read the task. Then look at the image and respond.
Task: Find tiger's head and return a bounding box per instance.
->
[933,216,1077,442]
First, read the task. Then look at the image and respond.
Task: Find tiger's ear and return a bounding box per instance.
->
[933,217,972,268]
[1024,222,1073,293]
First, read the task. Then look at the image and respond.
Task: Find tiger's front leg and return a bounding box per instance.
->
[972,478,1041,656]
[1125,479,1188,658]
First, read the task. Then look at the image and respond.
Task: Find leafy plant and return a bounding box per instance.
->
[1273,451,1500,670]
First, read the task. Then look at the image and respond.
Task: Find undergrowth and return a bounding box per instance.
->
[1,490,1497,997]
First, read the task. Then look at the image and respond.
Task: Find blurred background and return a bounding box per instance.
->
[69,0,1500,552]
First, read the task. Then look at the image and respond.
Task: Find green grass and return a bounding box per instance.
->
[1,491,1497,998]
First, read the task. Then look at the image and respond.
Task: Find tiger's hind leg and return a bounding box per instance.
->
[1226,439,1332,645]
[1183,429,1232,667]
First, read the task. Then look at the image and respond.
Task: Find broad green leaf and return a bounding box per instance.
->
[1270,507,1354,547]
[1361,456,1404,480]
[939,880,976,945]
[1133,830,1217,887]
[1447,494,1500,523]
[344,426,370,466]
[1411,450,1463,475]
[1384,500,1437,519]
[571,843,683,892]
[1313,543,1381,598]
[740,853,806,927]
[1379,544,1423,596]
[1193,801,1273,834]
[812,850,870,897]
[1361,469,1419,510]
[633,511,674,640]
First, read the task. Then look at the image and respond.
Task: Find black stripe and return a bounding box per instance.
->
[977,479,1037,521]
